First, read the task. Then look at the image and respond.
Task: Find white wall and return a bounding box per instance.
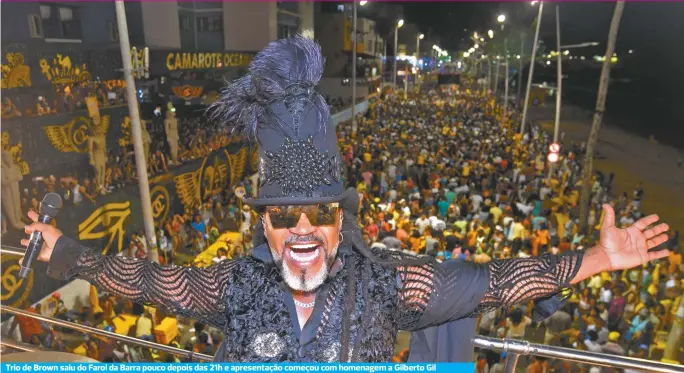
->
[141,3,181,49]
[224,2,276,52]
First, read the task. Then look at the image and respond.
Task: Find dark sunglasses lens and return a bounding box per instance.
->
[267,206,292,229]
[314,204,339,226]
[267,204,339,228]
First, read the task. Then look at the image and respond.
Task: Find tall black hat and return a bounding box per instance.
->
[211,36,354,206]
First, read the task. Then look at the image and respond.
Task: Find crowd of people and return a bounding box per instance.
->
[1,81,128,120]
[3,81,682,367]
[337,84,681,370]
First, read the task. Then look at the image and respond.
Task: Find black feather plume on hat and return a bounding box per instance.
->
[208,35,330,143]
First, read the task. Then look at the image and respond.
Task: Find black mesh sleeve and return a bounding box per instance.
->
[471,252,584,317]
[47,236,231,329]
[395,252,584,330]
[395,259,490,331]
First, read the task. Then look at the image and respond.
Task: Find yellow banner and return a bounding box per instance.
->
[166,52,252,71]
[343,19,365,53]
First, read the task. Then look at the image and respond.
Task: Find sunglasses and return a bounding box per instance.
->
[265,203,340,229]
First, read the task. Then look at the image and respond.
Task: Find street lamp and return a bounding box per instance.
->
[351,0,369,132]
[393,19,404,87]
[521,0,544,135]
[488,30,494,39]
[416,33,424,71]
[497,14,506,23]
[474,44,479,49]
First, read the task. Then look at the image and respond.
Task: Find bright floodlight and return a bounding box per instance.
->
[480,38,485,42]
[497,14,506,23]
[419,34,425,40]
[359,1,367,5]
[397,19,404,28]
[546,60,551,65]
[468,48,475,53]
[563,50,570,56]
[473,32,479,39]
[474,44,479,49]
[531,1,538,5]
[488,30,494,39]
[628,49,633,54]
[433,45,439,50]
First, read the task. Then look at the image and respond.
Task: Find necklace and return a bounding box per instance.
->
[294,299,315,308]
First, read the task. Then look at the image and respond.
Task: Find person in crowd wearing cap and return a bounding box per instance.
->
[22,36,671,362]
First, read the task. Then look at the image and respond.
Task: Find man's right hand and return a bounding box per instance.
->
[21,210,63,262]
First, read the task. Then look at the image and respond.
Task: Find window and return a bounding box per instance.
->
[40,5,51,19]
[58,7,73,21]
[28,14,43,37]
[278,24,290,39]
[196,16,222,32]
[108,22,118,42]
[278,24,297,39]
[179,14,190,31]
[337,4,345,12]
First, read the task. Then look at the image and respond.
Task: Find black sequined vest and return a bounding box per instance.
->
[212,252,400,362]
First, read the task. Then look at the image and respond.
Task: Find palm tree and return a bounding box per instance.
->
[578,1,626,233]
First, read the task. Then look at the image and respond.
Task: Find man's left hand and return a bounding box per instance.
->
[594,204,670,271]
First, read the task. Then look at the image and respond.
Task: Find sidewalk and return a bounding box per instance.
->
[531,105,684,246]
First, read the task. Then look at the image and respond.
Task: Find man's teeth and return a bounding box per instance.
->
[291,244,318,249]
[290,248,319,262]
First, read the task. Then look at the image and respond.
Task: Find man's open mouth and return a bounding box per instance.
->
[286,243,322,264]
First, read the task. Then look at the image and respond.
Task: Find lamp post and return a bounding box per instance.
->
[497,14,509,120]
[351,1,365,133]
[416,33,424,62]
[548,5,562,180]
[521,0,544,135]
[393,19,404,88]
[114,0,158,262]
[416,33,424,85]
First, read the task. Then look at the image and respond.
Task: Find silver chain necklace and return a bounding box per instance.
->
[294,299,315,308]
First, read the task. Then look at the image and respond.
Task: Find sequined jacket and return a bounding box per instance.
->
[47,236,582,362]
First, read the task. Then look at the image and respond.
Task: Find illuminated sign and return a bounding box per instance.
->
[165,52,253,71]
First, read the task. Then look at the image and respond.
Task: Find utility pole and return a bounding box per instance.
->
[518,31,525,102]
[393,24,399,88]
[520,1,544,135]
[351,1,358,133]
[115,0,158,263]
[548,5,562,181]
[503,38,509,120]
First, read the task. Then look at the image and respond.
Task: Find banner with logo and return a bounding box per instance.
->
[0,142,257,310]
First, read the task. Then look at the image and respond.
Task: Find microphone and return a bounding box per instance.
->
[19,193,62,279]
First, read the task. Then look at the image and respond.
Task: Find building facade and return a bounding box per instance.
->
[314,2,385,99]
[1,1,314,115]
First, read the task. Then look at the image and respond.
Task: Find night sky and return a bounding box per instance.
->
[401,1,684,146]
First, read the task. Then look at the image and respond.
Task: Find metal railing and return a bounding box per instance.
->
[0,306,213,362]
[1,245,28,257]
[2,247,681,368]
[473,336,683,373]
[3,305,682,369]
[1,339,44,353]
